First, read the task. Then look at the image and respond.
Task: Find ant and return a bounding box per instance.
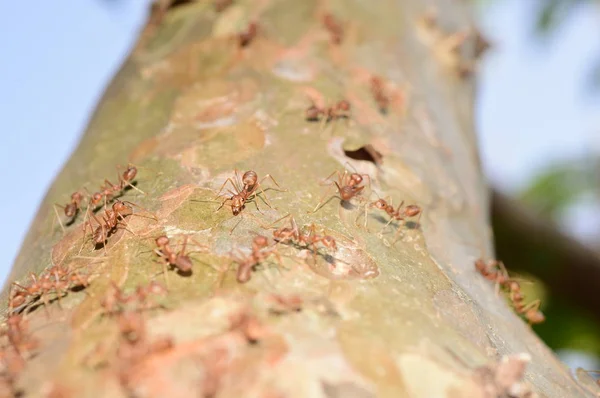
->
[82,200,155,252]
[53,191,86,231]
[271,215,337,262]
[305,100,351,122]
[88,164,145,211]
[370,76,390,113]
[310,167,370,213]
[367,198,422,235]
[473,257,511,297]
[322,13,344,45]
[230,235,281,283]
[115,311,173,368]
[102,281,167,316]
[296,224,338,262]
[214,169,284,218]
[8,265,89,316]
[474,258,509,285]
[4,315,38,358]
[238,22,258,47]
[474,259,545,325]
[504,279,545,325]
[153,235,207,284]
[267,294,303,314]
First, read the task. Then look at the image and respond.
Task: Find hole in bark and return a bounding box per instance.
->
[166,0,195,10]
[343,145,382,165]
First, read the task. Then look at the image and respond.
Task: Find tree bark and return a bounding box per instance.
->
[3,1,596,397]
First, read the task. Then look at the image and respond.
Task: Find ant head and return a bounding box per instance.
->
[71,192,84,202]
[231,195,246,215]
[113,201,131,213]
[242,171,258,187]
[91,192,103,204]
[156,236,170,247]
[253,235,269,248]
[322,235,337,250]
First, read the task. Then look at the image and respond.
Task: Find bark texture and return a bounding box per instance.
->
[3,1,597,397]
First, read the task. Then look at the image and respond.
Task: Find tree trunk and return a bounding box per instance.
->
[3,1,596,397]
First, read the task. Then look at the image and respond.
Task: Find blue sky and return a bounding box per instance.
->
[1,0,599,286]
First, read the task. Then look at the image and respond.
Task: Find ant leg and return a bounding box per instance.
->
[494,261,509,297]
[259,174,287,192]
[216,197,232,213]
[119,200,158,221]
[116,174,146,196]
[391,223,408,245]
[309,185,337,213]
[153,249,170,288]
[187,237,209,253]
[253,187,274,211]
[180,236,189,257]
[229,217,244,235]
[378,217,396,238]
[319,170,343,187]
[52,204,66,233]
[521,299,541,313]
[263,213,291,229]
[213,177,239,200]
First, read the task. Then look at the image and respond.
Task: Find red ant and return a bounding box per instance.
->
[230,235,281,283]
[267,294,303,314]
[4,315,38,357]
[474,259,545,325]
[8,265,89,315]
[53,191,85,231]
[310,168,370,213]
[370,76,390,113]
[215,169,284,217]
[102,281,167,315]
[271,215,337,262]
[504,279,545,325]
[474,258,509,285]
[322,13,344,45]
[115,311,173,369]
[88,164,144,210]
[305,100,351,122]
[153,235,207,284]
[367,198,422,235]
[0,314,38,390]
[238,22,258,47]
[473,257,514,297]
[80,200,155,255]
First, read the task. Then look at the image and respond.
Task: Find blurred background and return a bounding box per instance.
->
[1,0,600,372]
